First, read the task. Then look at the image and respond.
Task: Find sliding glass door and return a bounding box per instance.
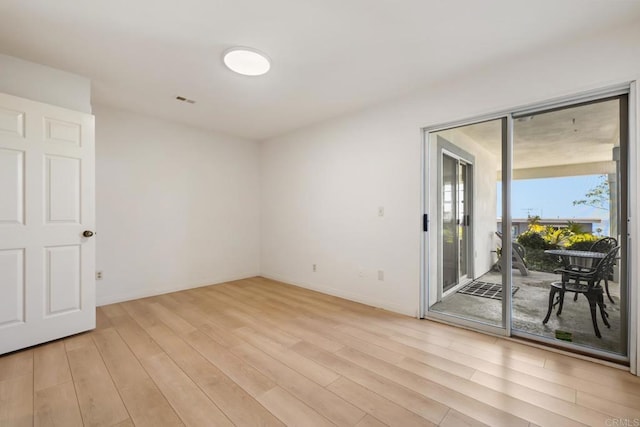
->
[423,88,631,362]
[510,95,628,361]
[426,118,506,331]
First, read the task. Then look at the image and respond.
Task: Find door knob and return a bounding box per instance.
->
[83,230,94,238]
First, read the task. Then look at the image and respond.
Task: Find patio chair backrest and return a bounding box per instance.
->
[590,237,617,254]
[595,245,620,284]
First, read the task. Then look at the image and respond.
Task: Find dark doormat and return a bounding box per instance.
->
[457,280,519,300]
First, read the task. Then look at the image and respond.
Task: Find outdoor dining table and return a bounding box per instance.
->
[543,249,605,268]
[542,248,614,338]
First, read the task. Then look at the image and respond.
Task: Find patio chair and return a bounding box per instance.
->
[589,237,618,303]
[562,236,618,304]
[493,232,529,276]
[542,245,619,338]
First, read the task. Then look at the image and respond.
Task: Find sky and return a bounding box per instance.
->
[496,174,611,234]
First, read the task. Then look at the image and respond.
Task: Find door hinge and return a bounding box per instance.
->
[423,214,428,232]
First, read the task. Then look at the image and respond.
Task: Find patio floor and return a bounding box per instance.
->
[431,269,624,355]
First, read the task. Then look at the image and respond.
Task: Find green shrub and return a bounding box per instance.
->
[565,233,598,250]
[516,231,556,250]
[516,231,559,272]
[523,248,563,272]
[513,222,603,272]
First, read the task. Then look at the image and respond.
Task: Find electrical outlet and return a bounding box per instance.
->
[96,271,103,280]
[313,264,317,272]
[377,270,384,281]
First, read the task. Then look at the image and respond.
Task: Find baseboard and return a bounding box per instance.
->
[259,273,416,317]
[96,273,260,306]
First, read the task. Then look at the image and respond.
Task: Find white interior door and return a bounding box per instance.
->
[0,92,95,355]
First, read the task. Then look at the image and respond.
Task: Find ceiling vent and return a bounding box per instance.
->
[176,96,196,104]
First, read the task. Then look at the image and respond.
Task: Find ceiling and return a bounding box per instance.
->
[0,1,638,140]
[438,98,620,172]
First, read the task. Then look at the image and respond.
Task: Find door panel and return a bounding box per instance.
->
[0,107,25,137]
[0,249,24,327]
[0,148,24,225]
[428,119,503,330]
[45,245,81,316]
[44,117,82,147]
[510,96,627,358]
[0,92,95,355]
[45,155,81,224]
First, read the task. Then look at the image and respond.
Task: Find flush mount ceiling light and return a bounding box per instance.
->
[223,47,271,76]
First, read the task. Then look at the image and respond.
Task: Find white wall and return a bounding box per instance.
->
[260,22,640,317]
[0,53,91,113]
[95,105,260,305]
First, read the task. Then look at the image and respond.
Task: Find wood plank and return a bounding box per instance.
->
[34,381,83,427]
[334,346,534,427]
[469,370,609,426]
[327,376,438,426]
[105,311,164,360]
[91,328,183,427]
[198,321,245,348]
[544,357,640,394]
[185,330,277,397]
[395,339,576,402]
[263,318,345,352]
[120,299,163,330]
[95,307,113,330]
[257,386,336,427]
[66,339,129,426]
[291,341,450,425]
[154,295,215,329]
[34,341,72,391]
[100,303,128,319]
[146,301,197,336]
[231,342,366,425]
[0,349,32,382]
[140,352,233,427]
[576,390,640,421]
[144,324,283,426]
[233,326,340,386]
[91,328,151,390]
[63,333,94,352]
[296,315,405,365]
[440,409,490,427]
[356,414,388,427]
[117,379,184,427]
[335,323,475,379]
[0,374,32,427]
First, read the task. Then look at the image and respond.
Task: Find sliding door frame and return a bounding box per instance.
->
[438,141,475,298]
[422,114,511,337]
[420,81,638,371]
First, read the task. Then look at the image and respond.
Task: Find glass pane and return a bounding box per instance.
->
[442,154,457,291]
[510,97,627,357]
[459,163,468,277]
[428,119,504,328]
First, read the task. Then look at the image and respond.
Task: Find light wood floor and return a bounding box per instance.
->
[2,277,640,427]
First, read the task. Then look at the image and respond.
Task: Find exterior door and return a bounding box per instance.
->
[0,92,95,355]
[442,152,471,293]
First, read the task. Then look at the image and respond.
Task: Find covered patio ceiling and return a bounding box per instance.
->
[456,98,620,179]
